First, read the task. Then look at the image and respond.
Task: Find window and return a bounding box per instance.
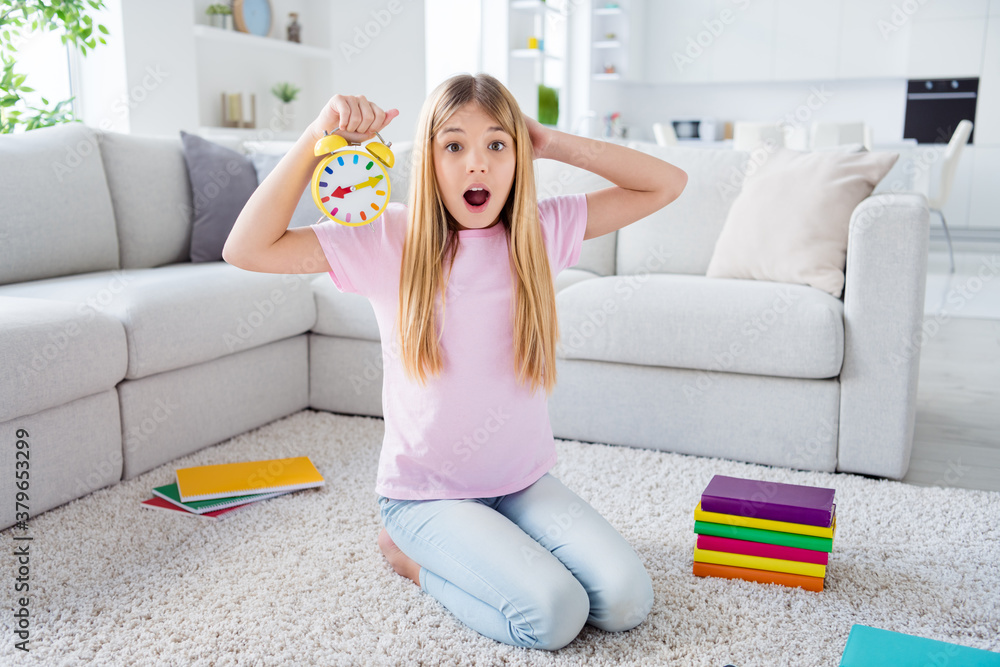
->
[6,26,74,129]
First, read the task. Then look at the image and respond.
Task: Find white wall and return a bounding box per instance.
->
[425,0,482,96]
[327,0,426,146]
[118,0,199,135]
[77,0,199,136]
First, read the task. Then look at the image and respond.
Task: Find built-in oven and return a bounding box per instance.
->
[903,78,977,144]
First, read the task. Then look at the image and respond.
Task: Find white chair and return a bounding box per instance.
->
[732,122,785,152]
[810,121,873,151]
[652,122,678,147]
[928,119,974,274]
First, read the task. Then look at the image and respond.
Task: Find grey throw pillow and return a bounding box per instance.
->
[179,131,258,262]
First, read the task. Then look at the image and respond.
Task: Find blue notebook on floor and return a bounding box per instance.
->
[840,625,1000,666]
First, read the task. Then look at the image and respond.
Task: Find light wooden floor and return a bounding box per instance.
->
[902,245,1000,492]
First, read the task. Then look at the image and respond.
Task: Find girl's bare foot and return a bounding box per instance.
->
[378,528,421,586]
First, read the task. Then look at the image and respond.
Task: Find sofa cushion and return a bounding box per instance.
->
[0,123,120,285]
[534,157,617,276]
[0,296,127,422]
[180,131,258,263]
[556,274,844,380]
[0,263,317,380]
[618,143,751,276]
[99,131,192,269]
[555,268,600,293]
[311,275,380,340]
[705,147,899,298]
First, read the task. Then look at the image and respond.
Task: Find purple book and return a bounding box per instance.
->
[700,475,836,528]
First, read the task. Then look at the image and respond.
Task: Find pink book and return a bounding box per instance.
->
[696,534,829,565]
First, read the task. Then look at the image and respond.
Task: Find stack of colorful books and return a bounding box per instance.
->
[692,474,836,592]
[140,456,325,520]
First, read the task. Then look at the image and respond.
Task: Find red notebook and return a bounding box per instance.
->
[701,475,835,528]
[696,534,829,565]
[140,496,250,519]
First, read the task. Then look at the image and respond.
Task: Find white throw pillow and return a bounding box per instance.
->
[705,147,899,298]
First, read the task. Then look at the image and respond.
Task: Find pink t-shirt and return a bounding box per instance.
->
[311,193,589,500]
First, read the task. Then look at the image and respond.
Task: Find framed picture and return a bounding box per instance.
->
[233,0,272,37]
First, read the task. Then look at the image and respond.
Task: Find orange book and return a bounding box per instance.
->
[693,561,824,592]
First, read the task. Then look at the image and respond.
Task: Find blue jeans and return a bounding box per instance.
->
[378,473,654,650]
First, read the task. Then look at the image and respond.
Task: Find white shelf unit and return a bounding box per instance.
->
[191,2,333,136]
[507,0,568,128]
[590,1,635,81]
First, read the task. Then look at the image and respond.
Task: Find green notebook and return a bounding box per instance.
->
[151,483,286,515]
[694,520,833,553]
[840,625,999,666]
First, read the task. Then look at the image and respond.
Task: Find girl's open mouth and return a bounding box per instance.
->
[463,187,491,213]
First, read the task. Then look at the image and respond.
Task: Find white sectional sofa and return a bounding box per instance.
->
[0,123,930,530]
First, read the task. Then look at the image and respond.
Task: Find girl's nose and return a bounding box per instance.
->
[466,147,488,172]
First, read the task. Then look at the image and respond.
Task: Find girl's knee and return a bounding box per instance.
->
[525,574,590,650]
[588,560,655,633]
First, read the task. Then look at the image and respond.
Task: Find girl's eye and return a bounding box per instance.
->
[444,141,506,153]
[446,143,461,153]
[490,141,505,151]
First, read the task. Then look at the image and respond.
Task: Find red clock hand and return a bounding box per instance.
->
[330,185,353,199]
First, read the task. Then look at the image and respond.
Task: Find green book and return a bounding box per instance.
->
[694,520,833,553]
[151,483,286,515]
[840,625,1000,666]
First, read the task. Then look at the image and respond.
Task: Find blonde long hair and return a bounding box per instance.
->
[397,73,559,396]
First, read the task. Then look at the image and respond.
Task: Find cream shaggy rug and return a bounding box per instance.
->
[2,410,998,666]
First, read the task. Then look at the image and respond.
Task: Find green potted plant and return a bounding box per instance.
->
[538,84,559,127]
[271,82,301,131]
[206,3,232,30]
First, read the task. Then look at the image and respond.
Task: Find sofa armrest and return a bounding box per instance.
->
[838,193,930,478]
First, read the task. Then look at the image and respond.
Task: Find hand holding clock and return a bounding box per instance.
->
[308,94,399,145]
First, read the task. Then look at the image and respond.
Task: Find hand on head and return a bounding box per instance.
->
[310,94,399,144]
[523,114,554,160]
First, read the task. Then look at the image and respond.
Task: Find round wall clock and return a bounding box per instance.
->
[233,0,272,37]
[311,129,395,227]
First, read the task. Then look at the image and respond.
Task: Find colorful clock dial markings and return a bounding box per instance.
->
[360,211,367,221]
[365,161,373,170]
[376,190,385,196]
[370,203,380,211]
[330,207,338,216]
[337,156,345,167]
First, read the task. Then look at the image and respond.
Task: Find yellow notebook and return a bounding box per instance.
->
[176,456,325,502]
[694,547,827,578]
[694,502,836,539]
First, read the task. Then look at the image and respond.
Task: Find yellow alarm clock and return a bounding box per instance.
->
[311,128,394,226]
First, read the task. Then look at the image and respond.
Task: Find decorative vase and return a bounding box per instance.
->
[209,15,232,30]
[279,101,295,131]
[287,13,301,43]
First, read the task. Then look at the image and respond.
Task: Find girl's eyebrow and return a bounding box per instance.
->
[439,126,506,136]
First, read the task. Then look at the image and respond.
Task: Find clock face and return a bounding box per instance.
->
[312,150,392,226]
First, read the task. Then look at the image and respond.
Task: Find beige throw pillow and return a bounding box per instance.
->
[705,147,899,298]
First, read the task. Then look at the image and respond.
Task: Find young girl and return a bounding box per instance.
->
[224,73,687,651]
